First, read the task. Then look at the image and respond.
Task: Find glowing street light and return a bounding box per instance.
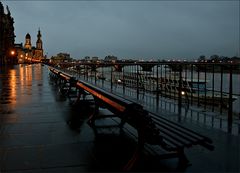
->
[10,50,15,56]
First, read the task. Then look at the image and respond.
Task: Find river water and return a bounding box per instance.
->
[95,66,240,114]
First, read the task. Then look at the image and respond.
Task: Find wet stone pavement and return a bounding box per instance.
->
[0,64,239,172]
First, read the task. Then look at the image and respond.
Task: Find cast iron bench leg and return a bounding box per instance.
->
[123,138,144,171]
[177,148,191,170]
[87,97,99,127]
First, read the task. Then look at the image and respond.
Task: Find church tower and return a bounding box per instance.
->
[36,28,42,50]
[34,28,43,59]
[24,33,32,50]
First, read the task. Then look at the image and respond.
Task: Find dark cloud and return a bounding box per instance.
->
[3,1,239,60]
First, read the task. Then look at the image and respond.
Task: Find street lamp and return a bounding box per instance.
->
[10,50,15,55]
[8,49,17,64]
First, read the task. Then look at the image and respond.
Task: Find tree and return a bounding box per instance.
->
[198,55,206,62]
[210,54,220,62]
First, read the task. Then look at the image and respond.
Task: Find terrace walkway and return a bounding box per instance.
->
[0,64,239,172]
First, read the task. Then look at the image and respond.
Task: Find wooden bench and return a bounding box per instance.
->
[49,67,214,170]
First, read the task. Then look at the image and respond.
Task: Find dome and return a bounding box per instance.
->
[26,33,31,39]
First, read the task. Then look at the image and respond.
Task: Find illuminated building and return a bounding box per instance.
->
[17,29,45,63]
[50,53,72,64]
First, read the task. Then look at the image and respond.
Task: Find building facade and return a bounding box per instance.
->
[0,2,16,65]
[17,29,45,63]
[50,53,72,65]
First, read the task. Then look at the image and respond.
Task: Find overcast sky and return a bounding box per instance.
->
[2,0,240,60]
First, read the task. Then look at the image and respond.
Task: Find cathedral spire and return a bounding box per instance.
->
[36,28,42,50]
[37,28,41,38]
[34,28,44,59]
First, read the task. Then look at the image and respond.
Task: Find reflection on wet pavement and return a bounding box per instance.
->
[0,64,141,172]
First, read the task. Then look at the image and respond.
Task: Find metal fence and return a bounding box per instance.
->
[53,61,240,135]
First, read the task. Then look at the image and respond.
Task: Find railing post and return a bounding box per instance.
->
[190,64,193,105]
[220,65,223,114]
[228,65,233,133]
[204,64,207,109]
[102,65,104,87]
[85,65,87,80]
[111,66,113,91]
[156,64,159,107]
[197,66,200,106]
[94,68,97,84]
[137,65,139,100]
[212,64,215,112]
[123,67,125,94]
[178,64,182,122]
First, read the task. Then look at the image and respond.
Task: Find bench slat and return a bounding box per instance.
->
[156,126,193,147]
[154,121,198,145]
[150,112,212,143]
[152,116,203,142]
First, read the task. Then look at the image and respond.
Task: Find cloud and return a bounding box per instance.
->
[3,1,239,59]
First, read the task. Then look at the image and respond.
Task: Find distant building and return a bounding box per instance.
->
[91,56,99,62]
[84,56,90,61]
[0,2,16,65]
[57,53,71,59]
[17,29,45,63]
[50,53,72,64]
[104,55,117,62]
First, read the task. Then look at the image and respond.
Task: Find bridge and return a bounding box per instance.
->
[54,60,161,72]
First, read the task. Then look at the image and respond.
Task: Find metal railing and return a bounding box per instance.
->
[52,61,240,134]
